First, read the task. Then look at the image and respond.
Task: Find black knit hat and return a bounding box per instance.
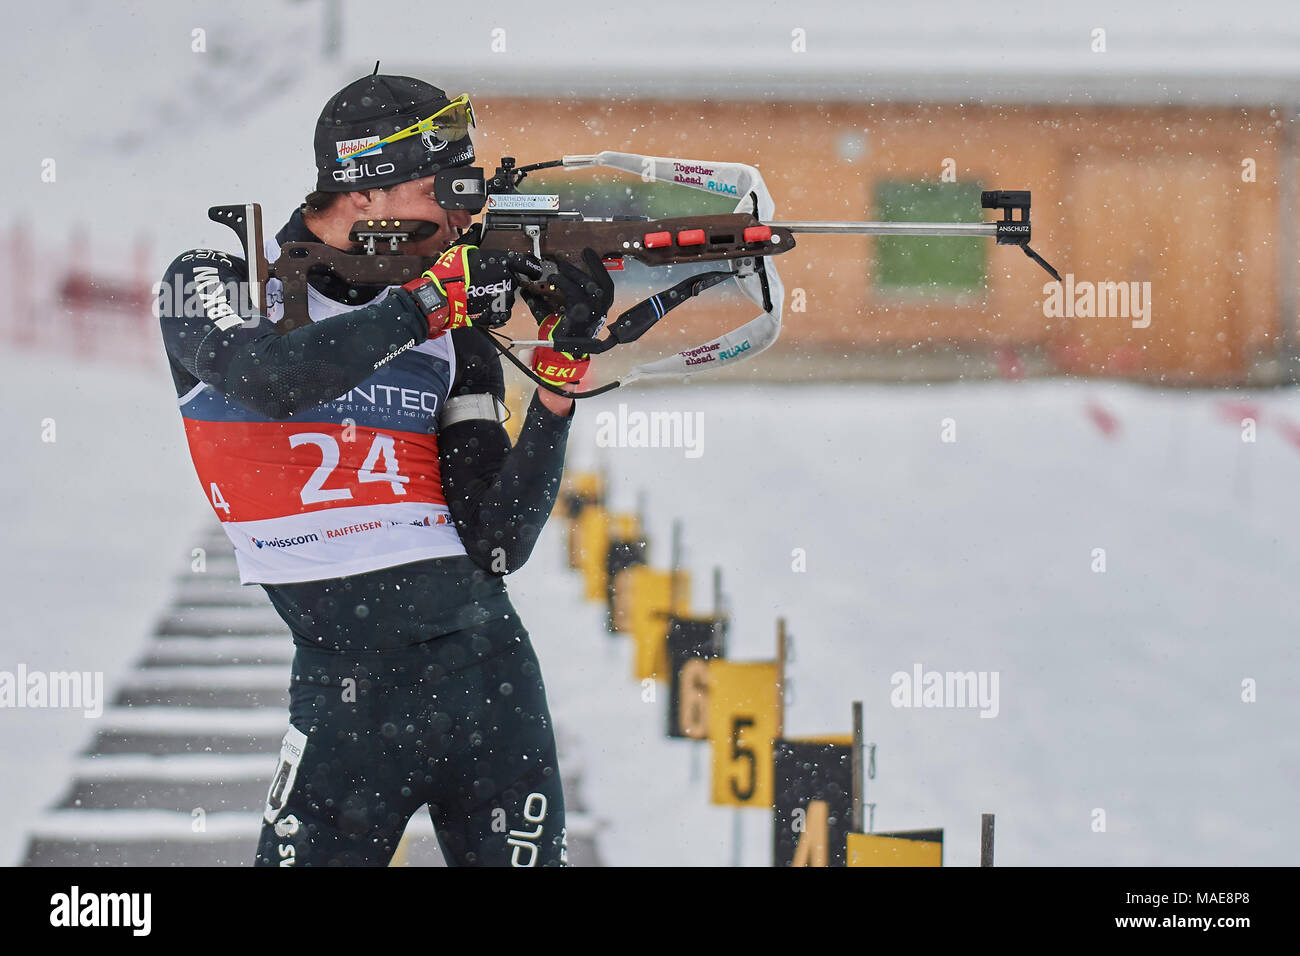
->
[313,74,475,192]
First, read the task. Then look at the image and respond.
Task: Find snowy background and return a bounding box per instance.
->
[2,0,1298,866]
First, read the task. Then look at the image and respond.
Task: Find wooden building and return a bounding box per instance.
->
[374,0,1300,384]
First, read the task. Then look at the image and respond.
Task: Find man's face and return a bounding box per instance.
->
[360,174,474,256]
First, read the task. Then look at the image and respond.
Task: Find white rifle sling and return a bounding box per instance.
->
[441,392,508,428]
[561,150,784,386]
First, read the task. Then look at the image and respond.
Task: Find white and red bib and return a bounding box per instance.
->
[178,237,466,584]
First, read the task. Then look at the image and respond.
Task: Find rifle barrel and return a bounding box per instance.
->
[766,221,998,238]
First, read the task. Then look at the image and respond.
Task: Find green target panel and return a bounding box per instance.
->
[873,181,988,295]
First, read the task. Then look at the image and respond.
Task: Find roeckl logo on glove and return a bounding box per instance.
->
[467,278,512,298]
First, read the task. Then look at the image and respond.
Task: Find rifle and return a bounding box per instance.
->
[209,150,1059,395]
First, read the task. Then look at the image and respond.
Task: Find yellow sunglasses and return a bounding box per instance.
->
[338,94,475,163]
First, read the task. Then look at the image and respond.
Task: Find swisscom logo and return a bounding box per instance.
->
[251,533,319,549]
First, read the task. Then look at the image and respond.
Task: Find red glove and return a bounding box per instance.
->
[531,314,591,387]
[402,245,541,338]
[526,249,614,387]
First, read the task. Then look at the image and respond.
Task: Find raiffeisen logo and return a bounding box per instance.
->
[251,533,320,550]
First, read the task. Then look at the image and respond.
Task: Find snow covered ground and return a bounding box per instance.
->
[4,347,1298,866]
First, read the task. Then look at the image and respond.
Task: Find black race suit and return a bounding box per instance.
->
[158,209,569,866]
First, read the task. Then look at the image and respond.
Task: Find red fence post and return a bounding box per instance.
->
[11,221,35,347]
[69,225,91,358]
[134,233,154,364]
